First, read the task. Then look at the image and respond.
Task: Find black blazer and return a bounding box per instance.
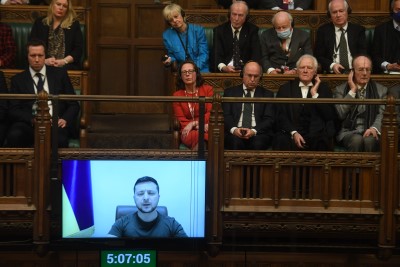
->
[223,85,274,135]
[372,20,400,73]
[212,21,261,72]
[8,66,80,134]
[314,22,367,73]
[275,79,336,137]
[260,27,312,71]
[30,17,84,70]
[217,0,313,9]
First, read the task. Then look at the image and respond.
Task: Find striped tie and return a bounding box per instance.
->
[339,28,349,71]
[242,90,252,128]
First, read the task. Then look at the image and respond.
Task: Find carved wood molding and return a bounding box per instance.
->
[224,151,380,166]
[185,10,390,29]
[204,74,400,93]
[0,6,87,24]
[223,220,380,234]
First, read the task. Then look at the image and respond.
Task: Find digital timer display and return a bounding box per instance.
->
[100,250,156,267]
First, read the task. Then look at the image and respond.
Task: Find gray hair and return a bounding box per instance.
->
[272,11,293,27]
[230,1,249,16]
[328,0,349,14]
[296,54,318,71]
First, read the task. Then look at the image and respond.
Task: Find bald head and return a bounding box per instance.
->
[352,55,372,87]
[272,11,293,29]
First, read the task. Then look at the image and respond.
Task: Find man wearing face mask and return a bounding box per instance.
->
[372,0,400,74]
[260,11,312,74]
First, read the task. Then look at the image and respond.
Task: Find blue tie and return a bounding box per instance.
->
[36,73,44,92]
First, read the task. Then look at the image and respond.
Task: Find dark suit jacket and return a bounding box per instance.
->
[314,22,367,73]
[29,0,49,4]
[258,0,313,9]
[260,27,312,71]
[275,79,336,138]
[223,85,274,136]
[30,17,83,70]
[8,66,80,135]
[212,21,261,72]
[217,0,313,9]
[372,20,400,73]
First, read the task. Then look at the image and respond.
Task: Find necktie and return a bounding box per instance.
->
[36,73,44,92]
[359,87,366,99]
[339,28,350,70]
[242,90,252,129]
[233,30,241,69]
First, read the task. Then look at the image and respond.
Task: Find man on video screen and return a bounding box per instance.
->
[108,176,188,238]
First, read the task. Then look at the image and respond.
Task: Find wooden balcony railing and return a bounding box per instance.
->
[0,93,398,260]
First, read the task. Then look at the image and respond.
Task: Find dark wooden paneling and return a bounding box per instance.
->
[99,5,130,38]
[315,0,390,11]
[93,1,167,114]
[135,4,166,38]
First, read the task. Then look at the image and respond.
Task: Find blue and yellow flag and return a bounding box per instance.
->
[62,160,95,238]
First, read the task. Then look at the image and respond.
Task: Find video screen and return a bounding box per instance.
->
[61,159,206,239]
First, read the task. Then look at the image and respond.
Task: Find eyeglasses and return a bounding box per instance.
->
[354,68,371,73]
[181,69,196,75]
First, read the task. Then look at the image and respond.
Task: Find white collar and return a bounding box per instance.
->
[29,65,46,78]
[335,23,348,32]
[299,81,313,87]
[231,25,242,34]
[393,20,400,31]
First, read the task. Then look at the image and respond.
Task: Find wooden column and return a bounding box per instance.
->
[206,93,224,256]
[378,95,399,259]
[33,91,52,255]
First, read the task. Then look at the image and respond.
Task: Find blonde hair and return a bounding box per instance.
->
[43,0,77,29]
[162,3,184,22]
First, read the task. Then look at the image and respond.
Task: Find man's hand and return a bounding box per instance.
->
[58,118,67,128]
[347,70,357,94]
[4,0,28,4]
[387,63,400,72]
[309,74,321,97]
[293,132,307,149]
[364,127,379,140]
[234,128,254,139]
[222,65,241,73]
[332,63,345,74]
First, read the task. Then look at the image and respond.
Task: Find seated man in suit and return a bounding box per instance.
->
[260,11,312,74]
[212,1,261,72]
[6,39,80,148]
[273,54,337,151]
[217,0,313,10]
[314,0,367,74]
[371,0,400,74]
[223,61,274,150]
[334,55,387,152]
[108,176,187,238]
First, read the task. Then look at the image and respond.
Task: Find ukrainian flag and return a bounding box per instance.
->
[62,160,95,238]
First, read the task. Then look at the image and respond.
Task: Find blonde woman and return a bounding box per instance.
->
[30,0,83,70]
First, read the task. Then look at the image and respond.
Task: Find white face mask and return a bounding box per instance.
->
[276,28,291,40]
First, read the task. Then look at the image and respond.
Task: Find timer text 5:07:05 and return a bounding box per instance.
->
[107,253,151,264]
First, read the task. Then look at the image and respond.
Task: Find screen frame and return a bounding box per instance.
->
[58,158,207,250]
